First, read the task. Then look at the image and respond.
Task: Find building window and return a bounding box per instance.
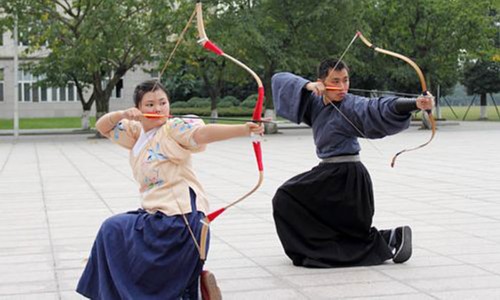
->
[18,69,33,102]
[0,69,4,101]
[150,70,160,79]
[102,73,123,99]
[18,69,77,102]
[115,79,123,98]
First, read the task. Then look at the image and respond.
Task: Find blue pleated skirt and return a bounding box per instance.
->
[77,188,209,299]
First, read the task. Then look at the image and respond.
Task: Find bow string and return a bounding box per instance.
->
[331,31,436,167]
[195,1,264,223]
[153,2,264,261]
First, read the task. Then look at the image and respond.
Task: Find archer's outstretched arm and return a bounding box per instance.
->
[193,123,264,145]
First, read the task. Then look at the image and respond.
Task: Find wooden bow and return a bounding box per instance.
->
[355,31,436,167]
[195,1,264,259]
[195,1,264,220]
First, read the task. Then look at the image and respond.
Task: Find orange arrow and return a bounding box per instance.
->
[325,86,343,91]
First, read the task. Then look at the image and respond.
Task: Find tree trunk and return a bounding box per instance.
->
[77,86,95,130]
[210,109,218,123]
[81,110,91,130]
[94,90,111,138]
[479,93,488,120]
[263,61,278,134]
[264,108,278,134]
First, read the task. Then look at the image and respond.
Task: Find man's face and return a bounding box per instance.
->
[322,68,350,102]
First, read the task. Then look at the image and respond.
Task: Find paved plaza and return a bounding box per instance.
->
[1,121,500,299]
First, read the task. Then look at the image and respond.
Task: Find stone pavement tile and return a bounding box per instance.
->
[374,248,458,269]
[0,293,59,300]
[348,294,435,300]
[58,278,80,292]
[54,251,90,262]
[205,257,259,269]
[451,253,500,264]
[477,263,500,275]
[216,236,282,250]
[0,253,53,265]
[432,288,500,299]
[55,259,87,270]
[237,245,286,257]
[0,281,57,296]
[203,245,245,260]
[265,264,355,276]
[222,289,308,300]
[378,265,492,281]
[0,269,55,285]
[406,275,500,292]
[204,266,272,280]
[301,281,418,299]
[56,269,82,283]
[0,246,52,257]
[0,261,53,273]
[281,268,392,287]
[1,122,500,299]
[217,276,291,293]
[430,243,500,256]
[0,199,45,212]
[59,291,85,299]
[417,236,495,248]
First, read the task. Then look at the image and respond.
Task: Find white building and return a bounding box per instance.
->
[0,30,153,119]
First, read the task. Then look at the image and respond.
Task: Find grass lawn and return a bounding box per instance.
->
[0,106,499,130]
[436,106,500,121]
[0,117,96,130]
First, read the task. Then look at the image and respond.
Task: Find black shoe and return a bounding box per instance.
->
[392,226,412,263]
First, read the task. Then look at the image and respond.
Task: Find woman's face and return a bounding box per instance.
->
[139,89,170,127]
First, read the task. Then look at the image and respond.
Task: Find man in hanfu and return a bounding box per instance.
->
[271,59,434,268]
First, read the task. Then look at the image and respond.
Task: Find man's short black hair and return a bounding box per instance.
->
[317,59,349,79]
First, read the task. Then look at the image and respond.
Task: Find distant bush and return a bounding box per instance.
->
[218,100,235,108]
[220,96,240,106]
[170,101,190,108]
[171,107,253,116]
[241,94,258,108]
[187,97,210,108]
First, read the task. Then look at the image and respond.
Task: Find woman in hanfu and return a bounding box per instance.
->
[77,80,263,299]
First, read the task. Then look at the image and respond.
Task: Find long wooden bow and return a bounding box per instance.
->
[195,1,264,221]
[153,2,264,260]
[194,1,264,258]
[355,31,436,167]
[332,31,436,167]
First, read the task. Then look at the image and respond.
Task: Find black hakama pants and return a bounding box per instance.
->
[273,161,393,268]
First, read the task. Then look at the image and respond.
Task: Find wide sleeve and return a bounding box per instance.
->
[350,96,412,138]
[271,72,314,125]
[108,119,142,149]
[168,116,207,153]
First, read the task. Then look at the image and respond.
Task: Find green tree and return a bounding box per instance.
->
[209,0,368,132]
[157,1,243,120]
[0,0,177,129]
[360,0,495,96]
[460,2,499,119]
[462,61,500,119]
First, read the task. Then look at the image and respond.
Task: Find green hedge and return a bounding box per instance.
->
[187,97,211,108]
[220,96,241,106]
[171,106,254,116]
